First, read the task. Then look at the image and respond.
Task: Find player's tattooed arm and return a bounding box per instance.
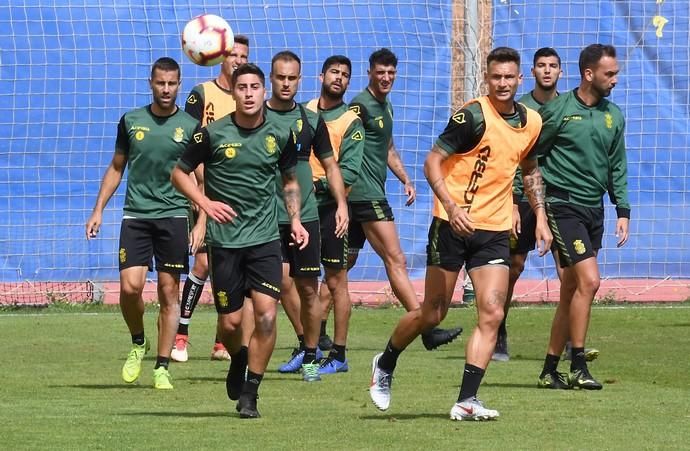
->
[387,139,416,206]
[520,158,545,212]
[282,168,301,222]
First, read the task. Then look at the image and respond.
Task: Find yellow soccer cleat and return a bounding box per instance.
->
[121,340,150,384]
[153,366,173,390]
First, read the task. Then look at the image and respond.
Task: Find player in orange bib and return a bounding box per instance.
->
[369,47,552,420]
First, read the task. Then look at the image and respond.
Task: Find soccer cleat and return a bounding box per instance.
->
[171,334,189,363]
[318,357,349,374]
[491,334,510,362]
[318,334,333,351]
[211,342,231,361]
[121,339,150,384]
[569,367,603,390]
[537,371,572,389]
[462,287,476,307]
[421,326,463,351]
[278,348,323,373]
[563,343,600,362]
[450,397,499,421]
[226,360,247,401]
[369,353,393,411]
[301,363,322,382]
[236,393,260,419]
[153,366,173,390]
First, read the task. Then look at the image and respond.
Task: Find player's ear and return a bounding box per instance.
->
[518,72,523,85]
[319,73,324,83]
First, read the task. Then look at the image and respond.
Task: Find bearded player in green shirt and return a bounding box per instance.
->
[172,63,308,418]
[536,44,630,390]
[86,57,200,390]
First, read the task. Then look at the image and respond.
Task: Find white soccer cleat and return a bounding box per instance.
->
[369,353,393,411]
[450,397,499,421]
[171,334,189,363]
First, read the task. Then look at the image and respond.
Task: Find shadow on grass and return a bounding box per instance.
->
[437,354,545,362]
[55,384,148,390]
[481,382,541,389]
[359,412,449,421]
[119,411,232,418]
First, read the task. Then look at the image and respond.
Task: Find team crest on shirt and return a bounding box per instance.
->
[375,116,384,128]
[186,94,197,105]
[265,134,277,154]
[173,127,184,142]
[135,131,145,141]
[604,112,613,129]
[119,248,126,264]
[295,119,303,133]
[573,239,586,255]
[217,290,229,308]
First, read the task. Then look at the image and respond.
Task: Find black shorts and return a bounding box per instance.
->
[547,202,604,268]
[207,241,282,314]
[349,199,395,250]
[426,217,510,272]
[319,203,349,269]
[510,201,537,255]
[118,217,189,274]
[279,220,321,278]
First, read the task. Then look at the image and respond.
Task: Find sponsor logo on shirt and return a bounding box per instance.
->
[463,145,491,212]
[186,94,198,105]
[351,130,363,141]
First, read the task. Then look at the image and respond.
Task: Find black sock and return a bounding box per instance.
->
[214,335,222,345]
[154,356,170,370]
[231,346,248,371]
[458,364,485,402]
[297,334,305,350]
[541,354,560,376]
[320,320,328,336]
[243,370,263,395]
[378,339,402,373]
[570,347,586,371]
[303,347,317,365]
[178,273,206,334]
[177,323,189,336]
[330,344,346,362]
[498,318,507,338]
[131,332,145,346]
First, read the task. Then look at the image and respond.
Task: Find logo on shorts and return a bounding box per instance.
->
[261,282,280,293]
[119,248,126,264]
[265,134,277,154]
[604,112,613,129]
[173,127,184,142]
[217,290,229,308]
[488,259,505,265]
[573,239,586,255]
[509,234,518,249]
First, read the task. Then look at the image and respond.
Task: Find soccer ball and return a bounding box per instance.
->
[181,14,235,66]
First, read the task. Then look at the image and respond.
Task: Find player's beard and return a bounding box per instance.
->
[322,84,345,103]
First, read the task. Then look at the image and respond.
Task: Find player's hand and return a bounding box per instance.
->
[448,204,474,237]
[403,182,416,206]
[189,221,206,254]
[534,218,553,257]
[85,211,102,240]
[203,200,237,224]
[291,220,309,250]
[511,203,521,239]
[615,217,630,247]
[334,202,349,238]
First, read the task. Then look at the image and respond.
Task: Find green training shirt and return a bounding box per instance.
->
[348,89,394,202]
[535,89,630,217]
[177,112,298,248]
[265,102,333,224]
[513,91,548,202]
[307,100,365,206]
[115,105,197,219]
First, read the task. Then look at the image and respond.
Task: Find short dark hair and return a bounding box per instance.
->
[578,44,617,76]
[369,48,397,68]
[150,57,180,80]
[321,55,352,75]
[533,47,561,67]
[486,47,521,69]
[271,50,301,72]
[231,63,265,86]
[234,34,249,46]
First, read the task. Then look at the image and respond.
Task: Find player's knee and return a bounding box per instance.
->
[218,312,242,335]
[120,279,145,298]
[255,309,276,335]
[383,246,407,270]
[579,275,600,296]
[509,261,525,283]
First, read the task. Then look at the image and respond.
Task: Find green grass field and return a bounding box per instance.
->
[2,304,689,450]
